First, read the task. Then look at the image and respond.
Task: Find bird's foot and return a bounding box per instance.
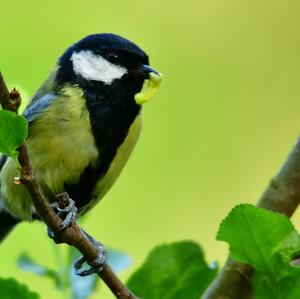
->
[47,192,78,242]
[74,230,107,276]
[56,193,78,231]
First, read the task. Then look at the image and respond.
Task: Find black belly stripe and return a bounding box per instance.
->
[65,163,103,211]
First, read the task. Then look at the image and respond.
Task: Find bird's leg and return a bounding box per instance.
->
[74,229,107,276]
[56,193,78,231]
[47,193,107,275]
[47,192,78,241]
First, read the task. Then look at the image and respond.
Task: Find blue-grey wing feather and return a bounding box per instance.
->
[23,93,56,124]
[23,68,58,124]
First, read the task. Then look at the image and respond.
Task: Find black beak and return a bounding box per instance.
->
[140,64,160,76]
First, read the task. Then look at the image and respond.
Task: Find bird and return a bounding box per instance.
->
[0,33,162,259]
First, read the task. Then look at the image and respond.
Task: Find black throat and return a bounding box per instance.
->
[84,80,142,169]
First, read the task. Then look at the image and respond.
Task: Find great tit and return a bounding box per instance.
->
[0,33,162,242]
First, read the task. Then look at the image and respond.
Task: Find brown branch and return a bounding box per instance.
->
[0,74,21,112]
[0,73,10,107]
[0,72,139,299]
[202,139,300,299]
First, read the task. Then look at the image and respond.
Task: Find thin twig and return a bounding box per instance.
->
[0,73,10,107]
[0,72,139,299]
[202,139,300,299]
[0,74,21,112]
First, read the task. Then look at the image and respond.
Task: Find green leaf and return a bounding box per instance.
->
[0,277,40,299]
[0,110,28,161]
[127,241,217,299]
[17,252,60,287]
[217,204,300,270]
[217,204,300,299]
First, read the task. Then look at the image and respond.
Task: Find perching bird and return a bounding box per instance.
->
[0,33,161,247]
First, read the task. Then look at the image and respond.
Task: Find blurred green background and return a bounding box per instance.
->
[1,0,300,298]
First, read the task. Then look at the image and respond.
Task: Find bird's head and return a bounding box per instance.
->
[56,33,162,105]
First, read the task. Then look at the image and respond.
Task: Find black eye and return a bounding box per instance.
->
[107,53,121,64]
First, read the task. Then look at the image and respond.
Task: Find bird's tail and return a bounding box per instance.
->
[0,211,19,243]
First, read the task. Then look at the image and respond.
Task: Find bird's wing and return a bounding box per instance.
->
[23,67,58,124]
[23,93,56,124]
[1,77,57,172]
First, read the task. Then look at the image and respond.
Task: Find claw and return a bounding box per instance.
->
[57,198,75,213]
[47,227,55,239]
[47,193,78,242]
[74,250,107,276]
[74,230,107,276]
[57,198,78,231]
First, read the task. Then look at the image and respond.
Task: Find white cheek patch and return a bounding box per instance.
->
[71,50,128,85]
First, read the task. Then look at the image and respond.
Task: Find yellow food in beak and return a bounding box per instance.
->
[134,72,163,105]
